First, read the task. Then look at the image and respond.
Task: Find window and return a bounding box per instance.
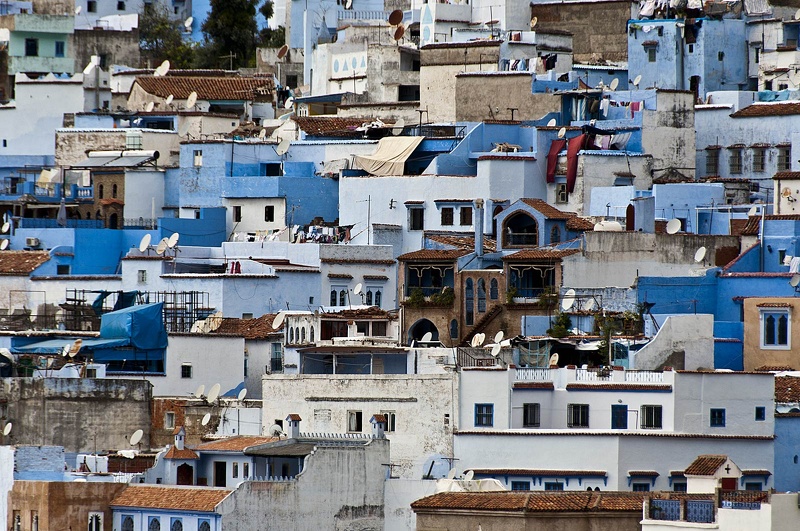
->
[55,41,65,58]
[121,516,134,531]
[170,519,182,531]
[148,517,161,531]
[375,290,382,307]
[25,38,38,57]
[640,405,663,429]
[181,364,192,378]
[441,207,454,226]
[233,206,242,223]
[372,321,387,336]
[647,48,656,62]
[57,265,70,275]
[718,51,725,61]
[745,482,762,491]
[289,328,294,343]
[465,278,474,326]
[755,406,766,421]
[523,403,540,427]
[477,279,486,313]
[490,278,499,299]
[347,410,363,432]
[544,482,564,491]
[381,410,397,432]
[138,269,147,283]
[198,522,211,531]
[339,290,347,306]
[243,462,249,478]
[450,319,458,338]
[262,163,282,176]
[567,403,589,428]
[688,43,694,53]
[762,310,790,348]
[118,0,126,9]
[753,147,766,172]
[243,357,248,377]
[474,403,494,427]
[611,404,627,429]
[409,207,424,230]
[673,482,687,492]
[271,343,282,372]
[265,205,275,222]
[365,289,373,305]
[556,183,568,203]
[193,150,203,167]
[88,513,102,531]
[112,184,118,198]
[86,368,97,378]
[87,0,97,12]
[632,483,651,492]
[330,290,337,306]
[710,408,726,427]
[164,411,175,429]
[706,149,720,175]
[550,225,561,244]
[778,147,791,171]
[460,206,472,226]
[232,462,239,478]
[729,148,742,174]
[511,481,531,491]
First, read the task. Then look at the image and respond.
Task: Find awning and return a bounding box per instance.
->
[353,136,424,176]
[12,337,130,354]
[37,169,58,188]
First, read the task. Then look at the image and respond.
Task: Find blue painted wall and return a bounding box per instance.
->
[775,417,800,492]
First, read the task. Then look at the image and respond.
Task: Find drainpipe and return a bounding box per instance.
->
[474,198,484,257]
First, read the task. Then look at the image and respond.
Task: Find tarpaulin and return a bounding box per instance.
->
[353,136,424,176]
[566,134,586,194]
[546,139,566,183]
[12,337,130,354]
[100,302,168,350]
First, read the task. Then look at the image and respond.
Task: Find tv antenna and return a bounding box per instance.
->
[490,343,501,357]
[258,128,267,139]
[68,338,83,358]
[165,94,174,106]
[530,16,538,29]
[546,118,557,127]
[277,44,289,60]
[394,24,406,42]
[421,331,433,343]
[275,138,291,156]
[388,9,403,25]
[464,470,474,481]
[790,274,800,292]
[548,352,559,366]
[154,60,170,77]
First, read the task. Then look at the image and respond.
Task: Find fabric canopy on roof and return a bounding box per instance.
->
[100,302,168,350]
[353,136,424,176]
[13,337,130,354]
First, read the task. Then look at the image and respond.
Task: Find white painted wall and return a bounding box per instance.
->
[124,170,165,220]
[634,314,715,371]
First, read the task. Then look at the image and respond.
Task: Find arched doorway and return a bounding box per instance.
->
[176,462,194,485]
[408,318,440,344]
[109,213,119,229]
[625,204,635,231]
[503,212,538,247]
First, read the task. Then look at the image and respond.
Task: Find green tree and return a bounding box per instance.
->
[202,0,260,68]
[139,4,195,68]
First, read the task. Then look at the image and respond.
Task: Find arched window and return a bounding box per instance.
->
[330,290,337,306]
[477,279,486,313]
[289,327,294,343]
[310,326,315,342]
[198,523,211,531]
[98,184,104,199]
[170,520,183,531]
[365,290,373,305]
[375,290,382,307]
[551,225,561,244]
[301,327,306,342]
[465,278,474,326]
[450,319,458,338]
[121,517,134,531]
[339,290,347,306]
[112,183,118,198]
[294,327,300,343]
[490,278,499,300]
[148,517,161,531]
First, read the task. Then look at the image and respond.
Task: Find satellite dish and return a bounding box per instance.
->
[138,233,151,253]
[548,352,560,366]
[782,187,793,198]
[633,74,642,87]
[694,246,707,263]
[268,424,284,437]
[392,118,405,135]
[201,413,211,426]
[394,24,406,41]
[284,97,294,110]
[562,288,576,311]
[491,343,501,357]
[470,335,480,348]
[155,238,168,255]
[69,338,83,358]
[546,118,556,127]
[666,218,681,235]
[1,221,9,233]
[206,383,221,403]
[609,78,619,91]
[237,388,247,401]
[344,0,352,8]
[0,240,7,251]
[791,274,800,288]
[2,423,11,436]
[447,468,457,480]
[258,128,267,139]
[145,101,155,112]
[795,7,800,19]
[129,429,143,446]
[184,16,194,29]
[157,60,170,77]
[389,9,403,25]
[165,94,174,105]
[354,283,363,295]
[421,331,433,343]
[186,91,198,109]
[276,138,291,156]
[272,311,286,330]
[277,44,289,60]
[464,470,475,481]
[500,339,512,347]
[194,384,205,398]
[584,298,595,311]
[167,232,180,248]
[748,206,758,217]
[557,127,566,139]
[530,16,538,28]
[61,344,70,357]
[75,5,81,14]
[494,331,504,344]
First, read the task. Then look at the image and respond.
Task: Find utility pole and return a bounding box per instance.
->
[220,52,237,70]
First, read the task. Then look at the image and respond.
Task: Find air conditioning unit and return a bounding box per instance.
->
[25,237,40,248]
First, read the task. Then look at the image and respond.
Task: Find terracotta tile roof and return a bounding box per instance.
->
[397,249,470,261]
[731,102,800,117]
[775,376,800,403]
[520,198,573,219]
[163,446,199,460]
[421,40,502,50]
[628,470,659,476]
[503,249,581,261]
[513,382,555,390]
[322,307,397,320]
[729,218,749,236]
[212,313,282,338]
[566,215,594,231]
[286,413,302,421]
[565,383,672,391]
[741,469,772,476]
[411,491,647,512]
[478,155,537,161]
[99,198,124,206]
[327,273,353,279]
[469,468,607,477]
[194,435,278,452]
[684,455,727,476]
[720,491,770,504]
[0,251,50,276]
[756,302,792,307]
[110,485,230,512]
[370,413,387,423]
[172,426,184,435]
[756,365,794,372]
[293,116,368,137]
[740,216,761,236]
[773,171,800,180]
[320,258,395,265]
[426,233,498,253]
[134,76,273,100]
[363,275,389,280]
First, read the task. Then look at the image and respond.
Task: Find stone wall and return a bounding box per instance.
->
[455,73,560,122]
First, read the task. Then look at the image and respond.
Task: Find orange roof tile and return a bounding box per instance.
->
[566,215,594,231]
[756,365,795,372]
[397,249,470,261]
[411,491,647,512]
[0,251,50,276]
[212,313,282,337]
[468,469,607,477]
[520,198,574,219]
[163,446,199,460]
[426,233,498,253]
[775,376,800,403]
[293,116,368,137]
[133,76,274,100]
[286,414,302,421]
[194,435,278,452]
[565,383,672,391]
[684,455,728,476]
[731,102,800,117]
[773,171,800,180]
[503,249,580,261]
[110,485,230,512]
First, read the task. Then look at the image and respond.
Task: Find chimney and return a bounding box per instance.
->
[474,198,484,257]
[370,414,386,439]
[174,426,185,450]
[285,414,301,438]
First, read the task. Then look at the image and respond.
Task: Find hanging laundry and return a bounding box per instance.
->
[790,256,800,274]
[546,139,567,183]
[566,134,586,194]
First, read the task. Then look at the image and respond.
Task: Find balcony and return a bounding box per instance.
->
[8,55,75,75]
